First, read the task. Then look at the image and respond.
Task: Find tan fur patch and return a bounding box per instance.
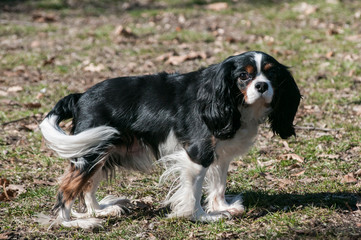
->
[264,63,273,71]
[245,65,254,74]
[60,162,104,204]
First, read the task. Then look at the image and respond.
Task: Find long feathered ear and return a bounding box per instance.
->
[268,66,301,139]
[197,61,241,140]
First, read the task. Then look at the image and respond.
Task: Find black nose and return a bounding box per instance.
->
[255,82,268,93]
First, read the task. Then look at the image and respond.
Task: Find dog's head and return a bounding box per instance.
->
[198,51,301,139]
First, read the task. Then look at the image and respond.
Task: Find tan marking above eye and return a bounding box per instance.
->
[264,63,273,71]
[245,65,254,74]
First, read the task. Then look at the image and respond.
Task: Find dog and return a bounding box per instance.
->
[39,51,301,228]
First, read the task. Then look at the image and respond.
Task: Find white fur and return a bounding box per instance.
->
[35,213,104,230]
[204,102,270,216]
[159,148,236,221]
[246,77,274,105]
[254,52,263,73]
[39,115,119,160]
[159,130,182,157]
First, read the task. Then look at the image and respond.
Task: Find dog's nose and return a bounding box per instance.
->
[255,82,268,93]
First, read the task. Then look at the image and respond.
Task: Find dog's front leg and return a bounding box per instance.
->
[204,158,245,217]
[162,140,231,221]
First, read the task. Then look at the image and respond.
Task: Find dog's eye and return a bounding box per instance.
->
[238,72,250,81]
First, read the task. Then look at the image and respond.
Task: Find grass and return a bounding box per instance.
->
[1,0,361,239]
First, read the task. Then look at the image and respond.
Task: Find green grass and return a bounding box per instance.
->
[1,0,361,239]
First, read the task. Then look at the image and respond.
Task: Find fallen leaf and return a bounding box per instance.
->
[24,102,42,109]
[318,154,340,160]
[165,51,207,65]
[0,90,8,97]
[43,56,56,66]
[0,233,9,239]
[279,153,304,163]
[84,63,105,72]
[353,105,361,115]
[277,178,293,188]
[7,184,26,195]
[282,141,294,151]
[341,173,357,184]
[292,2,318,15]
[156,52,174,62]
[257,159,277,167]
[22,123,39,131]
[32,12,57,22]
[355,169,361,177]
[291,170,305,177]
[114,25,137,38]
[7,86,23,93]
[33,179,57,186]
[345,35,361,42]
[0,178,9,187]
[325,51,334,59]
[206,2,228,11]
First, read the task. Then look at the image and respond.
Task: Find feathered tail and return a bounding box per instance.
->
[39,93,119,159]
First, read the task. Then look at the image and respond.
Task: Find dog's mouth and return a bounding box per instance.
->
[241,96,272,108]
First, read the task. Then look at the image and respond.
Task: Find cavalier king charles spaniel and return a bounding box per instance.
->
[39,51,301,228]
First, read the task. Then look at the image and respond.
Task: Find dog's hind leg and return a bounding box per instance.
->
[49,159,104,229]
[71,167,129,219]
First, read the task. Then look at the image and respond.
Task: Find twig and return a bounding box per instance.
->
[294,126,341,132]
[2,182,10,201]
[2,116,34,126]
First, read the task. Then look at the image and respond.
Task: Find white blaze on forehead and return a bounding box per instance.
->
[254,53,263,73]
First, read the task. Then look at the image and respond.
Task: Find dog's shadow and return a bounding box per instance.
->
[106,190,360,223]
[240,190,360,219]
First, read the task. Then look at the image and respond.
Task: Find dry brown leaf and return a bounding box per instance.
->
[352,105,361,115]
[280,153,304,163]
[355,169,361,177]
[325,51,334,59]
[33,179,57,186]
[206,2,228,11]
[291,170,305,177]
[0,233,9,239]
[24,102,42,109]
[292,2,318,15]
[32,12,57,22]
[43,56,56,66]
[114,25,137,38]
[318,154,340,160]
[22,123,39,131]
[7,86,23,93]
[155,52,173,62]
[282,141,294,151]
[257,159,277,167]
[84,63,105,72]
[277,178,293,188]
[346,35,361,42]
[166,55,187,65]
[7,184,26,195]
[341,173,357,184]
[165,51,207,65]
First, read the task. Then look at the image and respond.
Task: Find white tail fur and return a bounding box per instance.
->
[39,115,119,159]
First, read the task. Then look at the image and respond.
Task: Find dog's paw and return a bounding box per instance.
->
[192,211,232,222]
[206,194,245,217]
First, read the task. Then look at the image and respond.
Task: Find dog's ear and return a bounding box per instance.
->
[268,66,301,139]
[198,60,240,139]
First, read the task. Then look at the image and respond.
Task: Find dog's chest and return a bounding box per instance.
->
[215,121,259,162]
